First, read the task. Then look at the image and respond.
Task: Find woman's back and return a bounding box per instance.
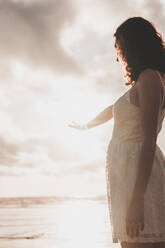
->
[124,71,165,111]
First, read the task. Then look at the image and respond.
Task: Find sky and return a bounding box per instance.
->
[0,0,165,197]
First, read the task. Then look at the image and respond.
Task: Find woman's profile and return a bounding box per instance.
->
[69,17,165,248]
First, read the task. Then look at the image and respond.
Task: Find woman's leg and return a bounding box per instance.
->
[120,241,165,248]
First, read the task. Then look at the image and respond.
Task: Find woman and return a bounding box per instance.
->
[69,17,165,248]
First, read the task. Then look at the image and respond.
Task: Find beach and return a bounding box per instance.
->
[0,196,120,248]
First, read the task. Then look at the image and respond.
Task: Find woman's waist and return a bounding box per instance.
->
[110,132,144,143]
[107,136,161,153]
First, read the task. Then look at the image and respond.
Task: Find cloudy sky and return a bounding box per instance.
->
[0,0,165,197]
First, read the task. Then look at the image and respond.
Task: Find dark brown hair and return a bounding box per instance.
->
[114,17,165,86]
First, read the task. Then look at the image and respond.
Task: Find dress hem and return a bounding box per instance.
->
[112,234,165,244]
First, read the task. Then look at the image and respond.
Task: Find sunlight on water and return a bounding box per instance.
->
[0,198,120,248]
[59,201,105,233]
[48,199,118,248]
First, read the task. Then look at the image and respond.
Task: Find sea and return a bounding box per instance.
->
[0,196,120,248]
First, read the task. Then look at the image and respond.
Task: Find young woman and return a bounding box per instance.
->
[69,17,165,248]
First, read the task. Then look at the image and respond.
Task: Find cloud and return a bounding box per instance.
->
[0,137,19,166]
[0,0,83,74]
[0,135,105,178]
[143,0,165,33]
[0,0,164,183]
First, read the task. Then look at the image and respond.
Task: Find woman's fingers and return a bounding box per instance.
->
[68,121,80,128]
[126,225,135,238]
[126,222,129,236]
[135,225,139,236]
[68,121,77,126]
[68,121,87,130]
[140,221,144,231]
[130,225,134,238]
[126,222,143,238]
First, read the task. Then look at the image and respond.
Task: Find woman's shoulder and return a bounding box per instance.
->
[138,68,161,79]
[136,68,163,90]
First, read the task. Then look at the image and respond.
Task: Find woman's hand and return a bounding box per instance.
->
[126,196,144,238]
[68,121,88,130]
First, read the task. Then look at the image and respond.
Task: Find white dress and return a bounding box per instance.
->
[106,71,165,243]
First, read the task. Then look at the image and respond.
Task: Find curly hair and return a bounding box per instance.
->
[114,17,165,86]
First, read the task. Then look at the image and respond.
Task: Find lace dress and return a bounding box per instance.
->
[106,71,165,243]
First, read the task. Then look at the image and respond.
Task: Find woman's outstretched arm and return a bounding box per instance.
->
[68,104,113,130]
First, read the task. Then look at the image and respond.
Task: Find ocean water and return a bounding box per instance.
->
[0,196,120,248]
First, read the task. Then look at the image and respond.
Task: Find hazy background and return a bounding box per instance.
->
[0,0,165,197]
